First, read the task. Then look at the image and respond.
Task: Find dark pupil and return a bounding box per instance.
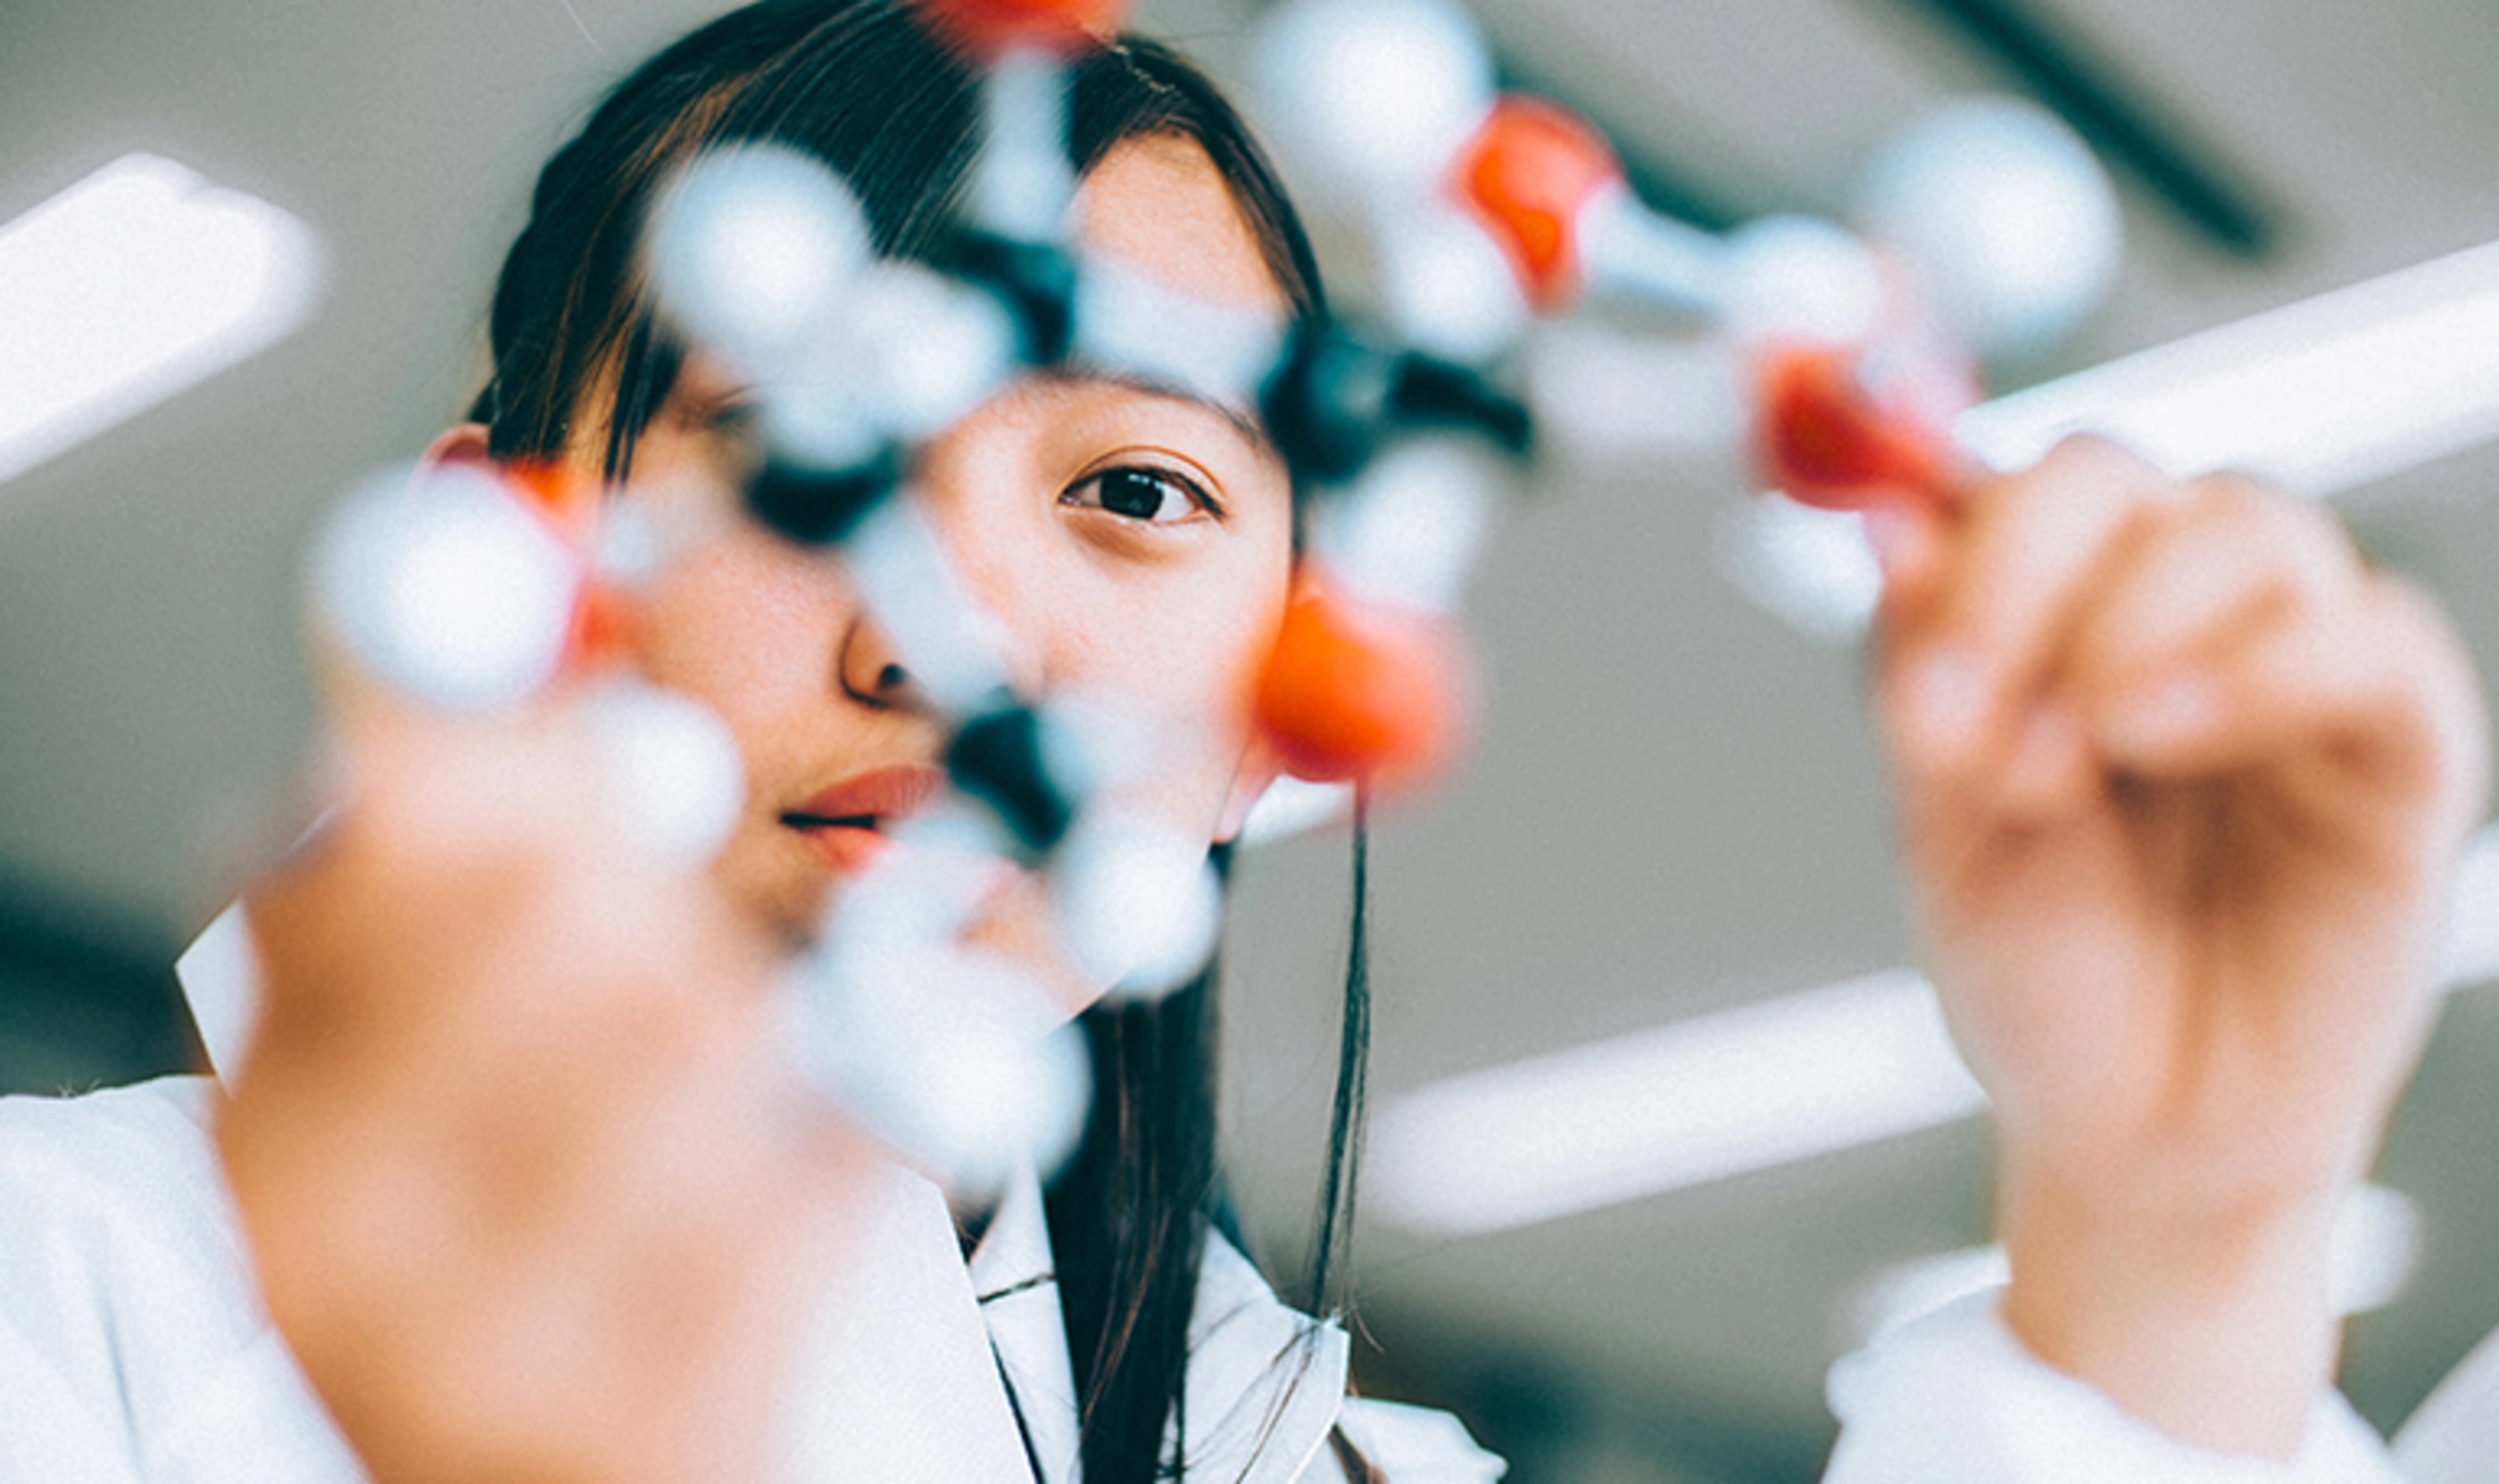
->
[1099,468,1166,518]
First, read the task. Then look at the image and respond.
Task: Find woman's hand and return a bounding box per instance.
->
[1871,435,2490,1455]
[216,676,875,1484]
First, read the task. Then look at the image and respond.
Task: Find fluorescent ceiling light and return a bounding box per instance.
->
[0,153,320,489]
[1735,233,2499,641]
[1368,967,1984,1238]
[1959,235,2499,493]
[1373,825,2499,1237]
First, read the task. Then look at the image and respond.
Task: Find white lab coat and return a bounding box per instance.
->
[1832,1289,2499,1481]
[0,908,1502,1482]
[11,904,2484,1482]
[1824,1293,2416,1482]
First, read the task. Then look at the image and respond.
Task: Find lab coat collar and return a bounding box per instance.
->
[967,1163,1083,1484]
[176,900,256,1082]
[966,1156,1352,1484]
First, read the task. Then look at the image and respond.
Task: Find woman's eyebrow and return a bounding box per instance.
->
[1050,366,1280,460]
[666,362,757,420]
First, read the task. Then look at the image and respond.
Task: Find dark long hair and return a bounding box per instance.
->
[470,0,1322,468]
[469,6,1369,1480]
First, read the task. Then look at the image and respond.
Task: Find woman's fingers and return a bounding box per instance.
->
[227,675,876,1484]
[242,676,760,1143]
[2055,474,2366,781]
[1880,436,2171,779]
[1870,436,2490,1463]
[1880,442,2485,836]
[2087,575,2490,832]
[2063,473,2358,697]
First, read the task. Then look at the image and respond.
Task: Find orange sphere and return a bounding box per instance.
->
[916,0,1126,55]
[1255,578,1467,789]
[1449,94,1622,312]
[496,460,635,674]
[1749,341,1963,512]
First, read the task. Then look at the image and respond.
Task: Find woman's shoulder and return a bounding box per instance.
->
[0,1074,364,1479]
[0,1074,229,1234]
[0,1070,220,1137]
[0,1074,255,1341]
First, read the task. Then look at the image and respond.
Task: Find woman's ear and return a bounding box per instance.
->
[418,424,600,535]
[421,423,494,468]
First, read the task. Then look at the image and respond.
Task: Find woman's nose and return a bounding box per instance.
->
[834,607,923,710]
[876,485,1052,704]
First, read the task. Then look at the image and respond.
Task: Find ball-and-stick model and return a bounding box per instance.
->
[306,0,2121,1188]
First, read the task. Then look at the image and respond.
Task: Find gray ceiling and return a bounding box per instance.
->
[5,1,2499,1478]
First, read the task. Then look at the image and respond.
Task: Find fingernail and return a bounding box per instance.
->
[578,679,746,869]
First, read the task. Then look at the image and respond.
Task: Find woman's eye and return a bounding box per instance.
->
[706,401,762,445]
[1064,466,1216,524]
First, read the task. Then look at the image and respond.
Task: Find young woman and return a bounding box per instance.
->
[2,8,1479,1481]
[0,1,2485,1481]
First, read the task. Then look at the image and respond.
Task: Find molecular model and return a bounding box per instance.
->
[309,0,2121,1189]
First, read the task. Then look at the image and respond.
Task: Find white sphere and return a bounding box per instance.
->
[759,261,1017,468]
[1856,96,2122,358]
[1375,201,1532,363]
[1720,214,1889,349]
[1316,437,1497,615]
[1053,814,1224,999]
[647,144,869,374]
[791,941,1092,1193]
[1251,0,1495,202]
[848,261,1020,442]
[311,463,578,710]
[576,679,746,871]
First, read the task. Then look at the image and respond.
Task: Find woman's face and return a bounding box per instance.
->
[605,134,1297,1007]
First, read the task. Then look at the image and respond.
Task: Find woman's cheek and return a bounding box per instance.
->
[1133,607,1284,830]
[637,540,830,716]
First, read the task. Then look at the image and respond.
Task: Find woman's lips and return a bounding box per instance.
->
[792,821,889,874]
[780,765,945,874]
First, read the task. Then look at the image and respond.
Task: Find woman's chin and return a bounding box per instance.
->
[960,885,1102,1024]
[703,837,839,952]
[711,836,1093,1017]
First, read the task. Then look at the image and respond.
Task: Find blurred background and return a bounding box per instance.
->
[5,1,2499,1479]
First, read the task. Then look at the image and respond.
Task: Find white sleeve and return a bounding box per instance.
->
[0,1307,150,1481]
[1821,1291,2404,1484]
[0,1080,370,1482]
